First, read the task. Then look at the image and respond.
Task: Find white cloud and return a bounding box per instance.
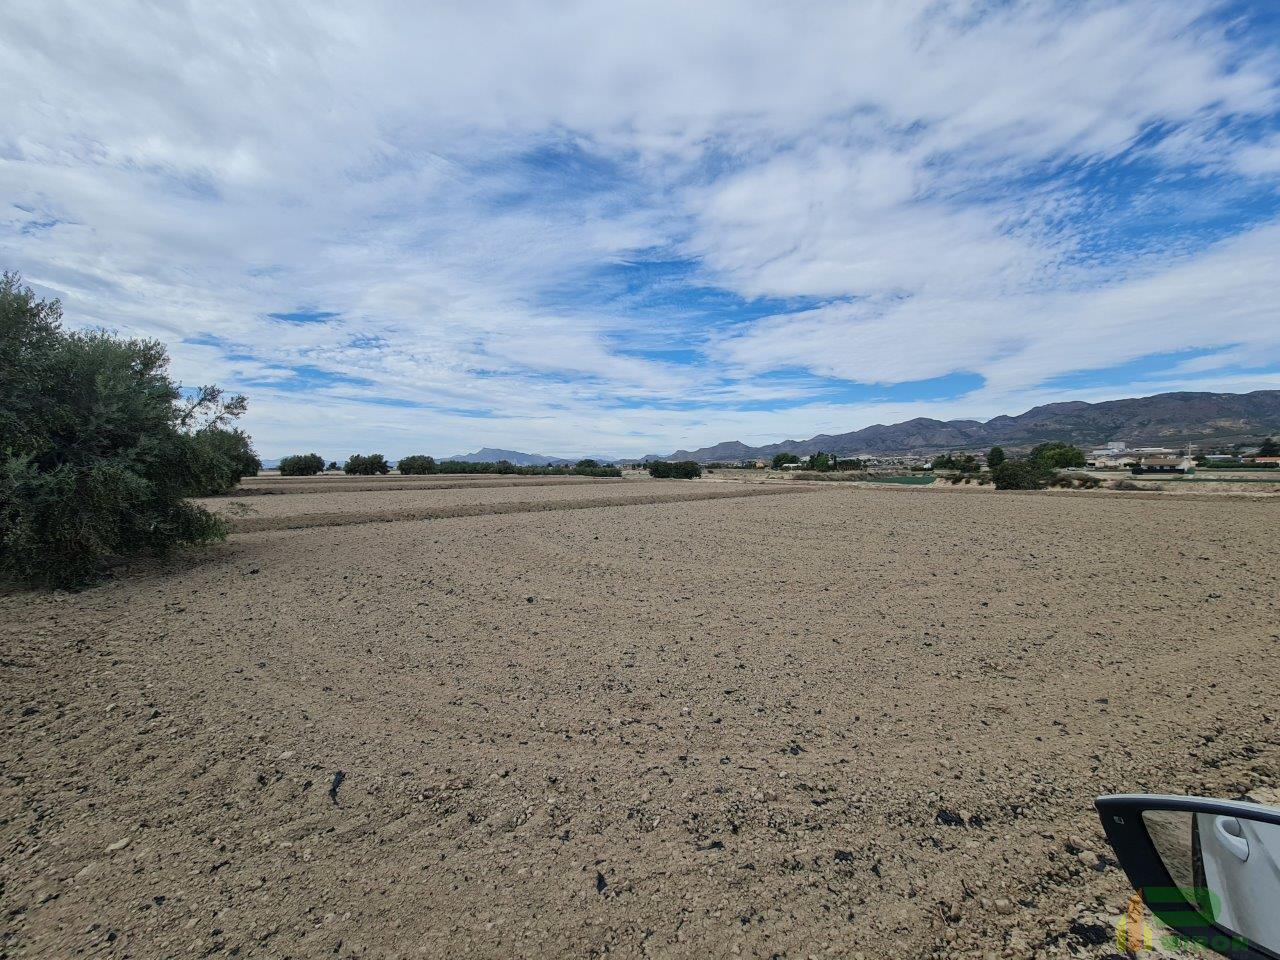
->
[2,0,1279,457]
[719,220,1280,392]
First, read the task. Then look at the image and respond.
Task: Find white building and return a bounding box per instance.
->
[1089,441,1128,458]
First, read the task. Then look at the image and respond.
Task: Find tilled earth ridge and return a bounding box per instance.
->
[2,486,1278,960]
[199,481,803,532]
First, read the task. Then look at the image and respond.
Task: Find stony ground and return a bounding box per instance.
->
[2,481,1278,959]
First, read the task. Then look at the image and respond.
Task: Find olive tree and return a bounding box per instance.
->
[0,272,254,587]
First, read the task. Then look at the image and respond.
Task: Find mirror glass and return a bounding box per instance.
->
[1141,808,1280,953]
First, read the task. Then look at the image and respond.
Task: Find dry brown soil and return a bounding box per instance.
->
[3,479,1278,959]
[199,479,797,533]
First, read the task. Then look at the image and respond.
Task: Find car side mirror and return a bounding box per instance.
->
[1096,794,1280,959]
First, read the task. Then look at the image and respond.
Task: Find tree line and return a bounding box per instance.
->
[279,453,621,478]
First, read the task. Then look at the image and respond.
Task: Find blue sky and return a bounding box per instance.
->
[3,1,1280,458]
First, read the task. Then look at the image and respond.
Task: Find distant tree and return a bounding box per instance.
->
[987,446,1006,469]
[327,460,339,471]
[772,453,800,469]
[991,459,1054,490]
[575,458,600,469]
[933,452,979,472]
[1259,437,1279,457]
[648,460,702,479]
[280,453,325,476]
[809,452,834,471]
[344,453,390,475]
[1028,442,1086,469]
[0,271,251,587]
[397,454,437,475]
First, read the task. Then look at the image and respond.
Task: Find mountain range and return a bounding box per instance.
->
[441,447,616,466]
[649,390,1280,462]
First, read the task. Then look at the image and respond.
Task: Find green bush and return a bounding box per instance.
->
[933,452,980,473]
[397,454,436,475]
[344,453,390,475]
[771,453,800,469]
[648,460,702,479]
[808,452,834,471]
[991,459,1054,490]
[1029,442,1086,469]
[987,446,1006,469]
[279,453,325,476]
[0,271,251,588]
[189,427,261,495]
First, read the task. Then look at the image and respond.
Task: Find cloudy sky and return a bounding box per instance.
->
[4,1,1280,459]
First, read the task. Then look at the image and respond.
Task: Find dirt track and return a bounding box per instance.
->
[3,482,1278,959]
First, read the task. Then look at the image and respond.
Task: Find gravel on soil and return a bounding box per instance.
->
[2,484,1278,959]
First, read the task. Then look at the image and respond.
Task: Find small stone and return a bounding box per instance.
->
[106,837,131,852]
[994,898,1015,915]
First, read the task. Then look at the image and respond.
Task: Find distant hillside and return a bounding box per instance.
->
[659,390,1280,462]
[442,447,616,466]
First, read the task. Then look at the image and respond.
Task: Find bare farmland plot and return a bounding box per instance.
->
[3,483,1278,958]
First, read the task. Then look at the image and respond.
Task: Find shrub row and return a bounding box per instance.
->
[272,455,623,478]
[647,460,702,479]
[404,458,621,477]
